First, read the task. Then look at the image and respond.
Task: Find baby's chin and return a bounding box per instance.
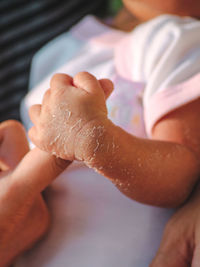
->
[122,0,200,21]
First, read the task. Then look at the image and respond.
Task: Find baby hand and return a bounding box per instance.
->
[29,72,113,161]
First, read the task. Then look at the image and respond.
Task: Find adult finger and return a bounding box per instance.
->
[29,104,41,125]
[0,120,29,170]
[99,78,114,99]
[50,73,73,90]
[73,71,104,96]
[9,148,72,199]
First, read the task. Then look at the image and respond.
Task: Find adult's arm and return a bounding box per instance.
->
[0,121,71,266]
[150,182,200,267]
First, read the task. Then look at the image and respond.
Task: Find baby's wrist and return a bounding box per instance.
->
[74,117,113,163]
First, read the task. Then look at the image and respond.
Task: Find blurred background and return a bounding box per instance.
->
[0,0,122,122]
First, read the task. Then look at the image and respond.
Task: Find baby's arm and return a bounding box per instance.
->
[76,106,199,208]
[29,72,200,208]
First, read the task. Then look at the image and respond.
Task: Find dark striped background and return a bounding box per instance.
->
[0,0,107,122]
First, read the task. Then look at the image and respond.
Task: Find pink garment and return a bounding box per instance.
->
[113,14,200,136]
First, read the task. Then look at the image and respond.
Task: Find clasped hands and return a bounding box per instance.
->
[0,72,112,266]
[2,71,200,266]
[28,72,113,161]
[29,71,200,266]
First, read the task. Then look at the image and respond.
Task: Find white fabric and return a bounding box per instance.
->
[129,15,200,106]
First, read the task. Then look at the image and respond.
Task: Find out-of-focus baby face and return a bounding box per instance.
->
[123,0,200,20]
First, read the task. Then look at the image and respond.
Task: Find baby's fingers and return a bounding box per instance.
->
[73,71,104,96]
[50,73,73,90]
[99,78,114,99]
[28,126,38,146]
[29,104,41,125]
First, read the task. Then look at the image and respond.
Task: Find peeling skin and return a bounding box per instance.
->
[112,136,115,151]
[93,139,100,154]
[93,126,105,153]
[82,124,137,194]
[82,124,107,166]
[66,110,72,120]
[49,133,61,146]
[84,126,121,172]
[43,97,199,207]
[51,151,57,156]
[112,178,131,192]
[45,103,75,159]
[69,119,82,133]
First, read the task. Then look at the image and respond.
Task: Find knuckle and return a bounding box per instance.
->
[74,71,91,82]
[51,73,71,89]
[76,71,89,77]
[51,73,63,83]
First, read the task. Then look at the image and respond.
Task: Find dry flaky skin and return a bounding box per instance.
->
[29,72,200,208]
[29,73,109,161]
[76,118,199,207]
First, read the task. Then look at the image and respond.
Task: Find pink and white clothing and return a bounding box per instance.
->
[16,14,200,267]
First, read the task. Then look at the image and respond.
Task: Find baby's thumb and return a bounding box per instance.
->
[99,79,114,99]
[11,148,71,196]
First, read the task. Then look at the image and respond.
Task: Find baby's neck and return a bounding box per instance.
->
[110,8,140,32]
[109,6,200,32]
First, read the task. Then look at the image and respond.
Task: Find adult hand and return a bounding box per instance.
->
[0,120,71,266]
[150,183,200,267]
